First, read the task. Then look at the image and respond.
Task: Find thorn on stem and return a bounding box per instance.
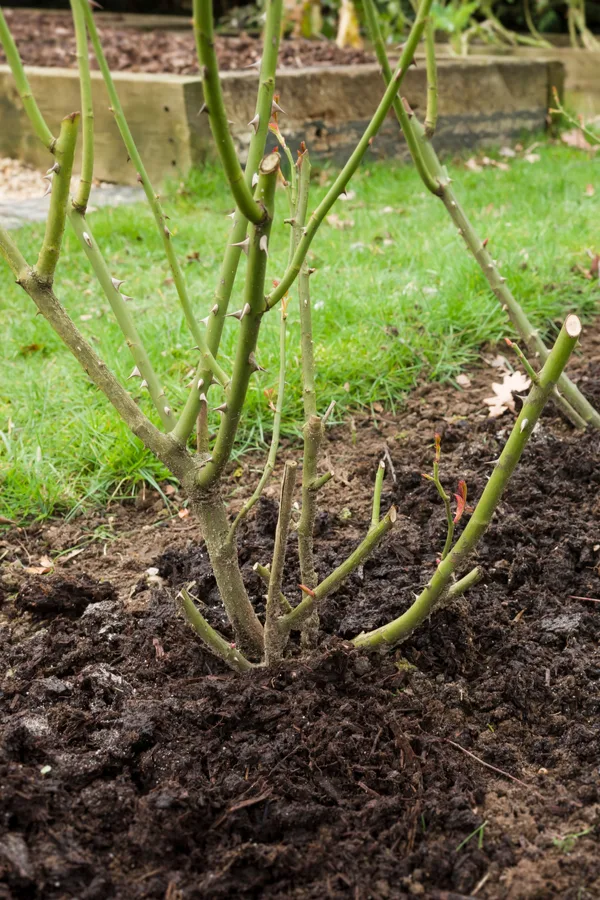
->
[82,232,93,247]
[231,237,250,255]
[259,235,269,256]
[252,172,259,188]
[111,277,125,291]
[211,303,219,316]
[128,366,142,379]
[248,352,266,372]
[248,113,260,134]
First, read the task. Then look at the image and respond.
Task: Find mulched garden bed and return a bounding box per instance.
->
[0,9,375,74]
[1,324,600,899]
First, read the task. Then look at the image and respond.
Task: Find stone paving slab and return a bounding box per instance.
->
[0,185,145,230]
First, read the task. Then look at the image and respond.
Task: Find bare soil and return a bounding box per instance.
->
[1,326,600,899]
[0,9,374,74]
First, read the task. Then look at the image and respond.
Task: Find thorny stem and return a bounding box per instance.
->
[68,211,172,427]
[79,0,230,394]
[371,460,386,530]
[359,0,599,431]
[280,507,398,633]
[0,5,172,425]
[174,0,284,445]
[253,562,293,613]
[550,87,600,147]
[179,587,254,673]
[226,298,289,545]
[36,113,79,284]
[2,247,191,481]
[264,460,297,664]
[70,0,94,212]
[423,16,438,138]
[193,0,264,226]
[197,153,280,489]
[264,0,435,311]
[353,316,582,649]
[0,8,56,151]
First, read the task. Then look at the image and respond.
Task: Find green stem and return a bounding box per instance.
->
[423,17,438,138]
[360,6,599,431]
[197,152,280,489]
[253,562,293,613]
[264,460,297,664]
[12,264,191,482]
[0,222,29,279]
[226,293,288,544]
[550,87,600,147]
[68,211,172,428]
[0,8,56,151]
[523,0,552,48]
[190,487,265,657]
[430,451,454,560]
[447,566,482,600]
[173,0,284,444]
[371,460,385,530]
[70,0,94,212]
[179,587,255,673]
[353,315,582,649]
[36,113,79,284]
[79,0,229,393]
[264,0,435,311]
[280,506,397,633]
[193,0,263,225]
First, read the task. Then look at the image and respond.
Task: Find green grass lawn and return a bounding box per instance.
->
[0,139,598,520]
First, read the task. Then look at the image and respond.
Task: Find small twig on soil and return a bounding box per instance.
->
[570,595,600,603]
[441,738,541,795]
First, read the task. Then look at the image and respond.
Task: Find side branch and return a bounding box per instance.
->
[70,0,94,212]
[264,460,297,664]
[0,9,56,151]
[179,587,255,673]
[264,0,435,311]
[193,0,264,225]
[79,0,230,393]
[280,506,397,633]
[15,268,192,481]
[353,316,582,649]
[36,113,79,284]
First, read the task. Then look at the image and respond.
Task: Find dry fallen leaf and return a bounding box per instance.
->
[484,370,531,418]
[456,373,471,388]
[561,129,593,151]
[326,213,354,230]
[524,153,541,164]
[465,158,482,172]
[584,183,595,197]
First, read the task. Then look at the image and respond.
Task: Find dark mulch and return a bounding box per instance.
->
[0,9,375,74]
[1,325,600,898]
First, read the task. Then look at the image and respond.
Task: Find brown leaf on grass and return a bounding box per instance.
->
[584,183,595,197]
[456,373,472,388]
[484,371,531,418]
[590,254,600,278]
[465,158,482,172]
[326,213,354,230]
[561,129,594,151]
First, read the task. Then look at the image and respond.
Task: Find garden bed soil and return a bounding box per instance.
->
[1,323,600,898]
[0,9,375,74]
